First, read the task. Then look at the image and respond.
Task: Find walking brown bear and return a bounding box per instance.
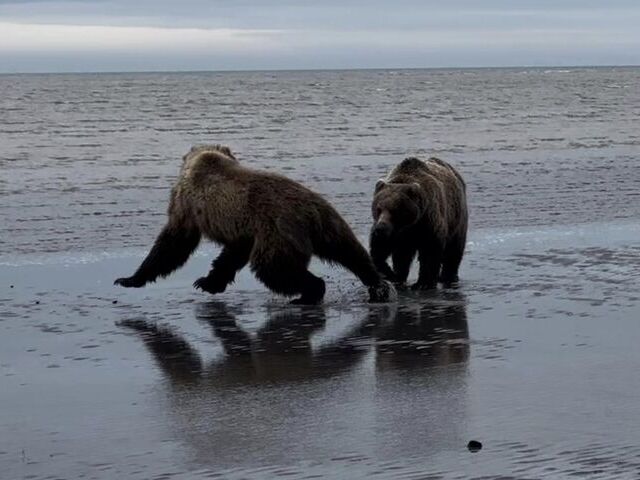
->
[369,156,468,289]
[115,145,396,304]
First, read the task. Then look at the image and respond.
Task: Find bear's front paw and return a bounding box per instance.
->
[193,276,227,294]
[368,280,398,303]
[439,274,459,285]
[114,276,145,288]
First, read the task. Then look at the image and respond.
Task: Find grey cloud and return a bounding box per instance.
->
[1,0,639,72]
[2,1,640,27]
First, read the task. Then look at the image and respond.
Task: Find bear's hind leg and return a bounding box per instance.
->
[289,271,326,305]
[194,238,253,294]
[440,233,466,285]
[318,232,395,302]
[252,253,326,305]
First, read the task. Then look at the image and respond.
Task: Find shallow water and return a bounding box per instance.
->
[1,67,639,257]
[1,67,640,478]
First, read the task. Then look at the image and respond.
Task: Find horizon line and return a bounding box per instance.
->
[1,63,639,76]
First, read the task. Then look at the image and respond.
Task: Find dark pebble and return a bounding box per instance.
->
[467,440,482,452]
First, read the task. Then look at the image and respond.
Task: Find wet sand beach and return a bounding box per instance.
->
[3,222,640,479]
[1,68,640,478]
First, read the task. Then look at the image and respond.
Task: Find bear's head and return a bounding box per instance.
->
[183,144,236,162]
[371,180,425,240]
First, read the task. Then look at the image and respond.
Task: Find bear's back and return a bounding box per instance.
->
[393,157,428,175]
[390,157,463,190]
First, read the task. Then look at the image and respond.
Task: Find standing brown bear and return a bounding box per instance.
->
[115,145,396,304]
[370,157,468,289]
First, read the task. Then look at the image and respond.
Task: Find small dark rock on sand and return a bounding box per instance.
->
[467,440,482,452]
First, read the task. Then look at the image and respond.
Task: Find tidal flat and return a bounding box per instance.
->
[3,221,640,479]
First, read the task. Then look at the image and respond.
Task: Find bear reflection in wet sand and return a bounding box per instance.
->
[119,292,468,467]
[120,291,468,386]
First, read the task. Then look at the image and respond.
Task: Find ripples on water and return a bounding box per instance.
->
[1,67,639,258]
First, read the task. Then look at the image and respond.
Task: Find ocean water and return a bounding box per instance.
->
[1,67,639,259]
[1,67,640,479]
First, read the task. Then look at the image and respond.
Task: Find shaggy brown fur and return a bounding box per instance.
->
[369,156,468,289]
[115,145,395,304]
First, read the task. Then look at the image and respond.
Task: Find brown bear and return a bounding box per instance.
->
[369,156,468,289]
[115,145,396,304]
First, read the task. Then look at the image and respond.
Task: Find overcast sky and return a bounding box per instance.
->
[1,0,639,73]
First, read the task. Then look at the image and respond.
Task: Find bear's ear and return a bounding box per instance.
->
[375,179,387,193]
[217,145,235,159]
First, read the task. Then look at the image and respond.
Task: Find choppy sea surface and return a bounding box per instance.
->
[1,67,640,479]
